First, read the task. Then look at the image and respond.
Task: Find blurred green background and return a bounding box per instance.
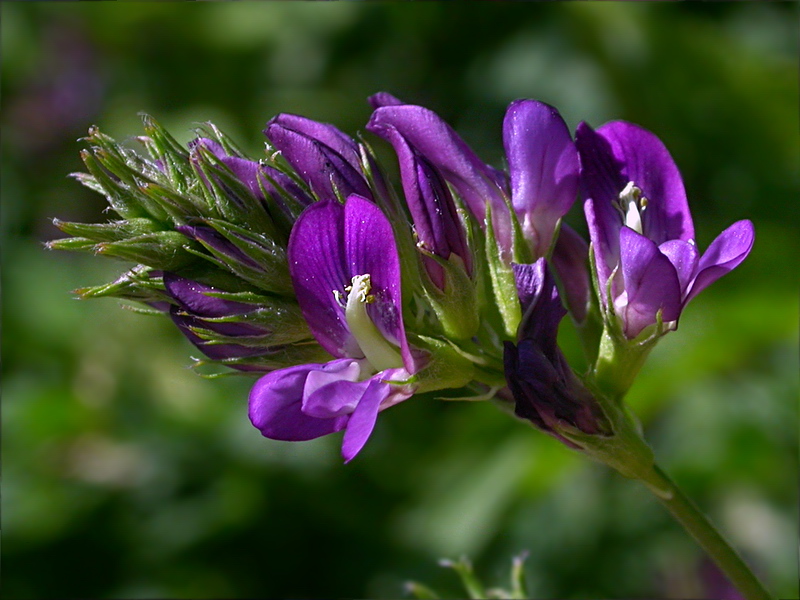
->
[2,3,797,599]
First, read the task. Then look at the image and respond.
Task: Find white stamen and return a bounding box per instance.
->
[343,274,403,372]
[618,181,648,235]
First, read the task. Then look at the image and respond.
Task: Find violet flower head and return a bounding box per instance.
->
[503,259,609,446]
[249,195,417,462]
[264,114,372,203]
[576,121,755,339]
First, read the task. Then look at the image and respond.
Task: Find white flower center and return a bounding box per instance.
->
[618,181,648,235]
[343,273,403,372]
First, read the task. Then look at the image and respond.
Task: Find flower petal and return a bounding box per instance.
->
[503,100,578,257]
[513,259,566,358]
[551,224,590,324]
[617,227,683,338]
[367,104,510,249]
[684,220,755,305]
[248,363,350,441]
[265,114,371,202]
[288,201,361,358]
[593,121,694,245]
[343,195,415,372]
[658,239,699,297]
[302,359,364,418]
[367,121,470,288]
[340,373,412,463]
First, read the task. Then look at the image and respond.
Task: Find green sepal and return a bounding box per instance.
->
[72,265,168,303]
[191,218,293,296]
[94,231,200,271]
[190,143,279,239]
[52,217,162,243]
[407,334,475,395]
[190,342,333,373]
[139,114,195,194]
[418,250,480,341]
[557,381,656,482]
[484,203,521,339]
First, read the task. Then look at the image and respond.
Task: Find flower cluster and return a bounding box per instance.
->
[50,94,754,463]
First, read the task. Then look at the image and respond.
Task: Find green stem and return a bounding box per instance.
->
[640,463,773,600]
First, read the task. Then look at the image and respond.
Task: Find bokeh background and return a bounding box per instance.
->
[2,3,798,599]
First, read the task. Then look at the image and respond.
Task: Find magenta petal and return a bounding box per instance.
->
[658,239,699,297]
[617,227,682,338]
[503,100,578,256]
[288,201,361,358]
[343,195,415,372]
[684,220,755,305]
[248,363,349,442]
[594,121,694,245]
[340,377,392,463]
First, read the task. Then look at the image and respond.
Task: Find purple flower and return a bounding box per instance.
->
[248,195,417,461]
[190,137,313,217]
[576,121,755,339]
[164,272,271,369]
[368,94,578,260]
[264,114,372,203]
[366,111,471,289]
[503,259,609,445]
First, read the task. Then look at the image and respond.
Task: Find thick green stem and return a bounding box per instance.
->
[640,464,773,600]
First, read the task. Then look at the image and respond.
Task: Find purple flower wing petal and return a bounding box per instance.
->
[288,201,361,359]
[684,220,755,305]
[248,363,349,442]
[343,195,415,372]
[302,360,365,418]
[340,377,394,463]
[503,100,578,256]
[595,121,694,245]
[658,239,699,297]
[617,227,683,338]
[268,113,363,171]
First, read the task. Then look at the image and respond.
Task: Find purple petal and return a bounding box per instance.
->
[177,224,263,271]
[513,258,566,357]
[593,121,694,245]
[344,195,415,373]
[368,121,470,287]
[288,201,360,358]
[163,272,251,318]
[658,239,699,297]
[684,220,755,305]
[367,104,511,252]
[550,224,590,324]
[265,114,371,203]
[368,92,405,108]
[504,100,578,257]
[248,362,350,441]
[340,378,388,462]
[617,227,683,338]
[302,360,364,418]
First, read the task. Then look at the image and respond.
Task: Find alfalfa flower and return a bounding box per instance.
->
[248,195,418,462]
[576,121,755,341]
